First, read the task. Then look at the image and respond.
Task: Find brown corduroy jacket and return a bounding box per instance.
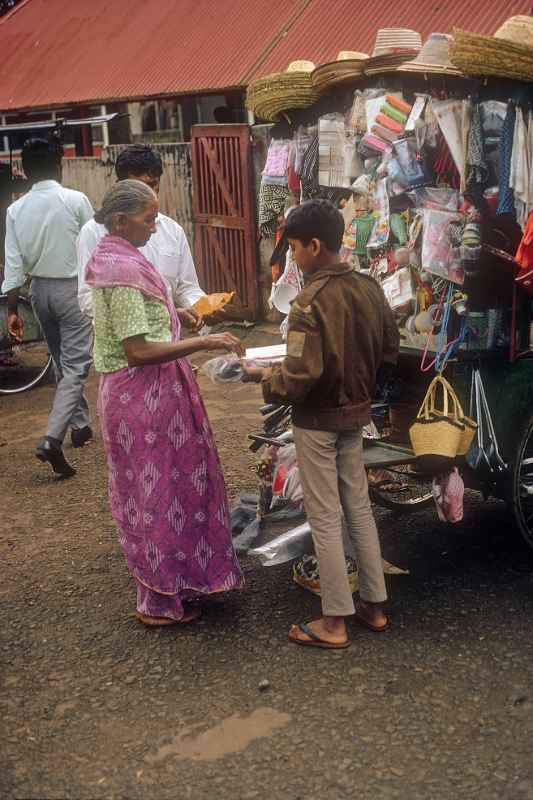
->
[262,263,400,431]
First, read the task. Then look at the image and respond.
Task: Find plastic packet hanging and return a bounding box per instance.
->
[318,114,347,187]
[202,356,244,384]
[367,178,390,249]
[421,208,464,285]
[432,468,464,523]
[393,137,432,188]
[413,187,459,211]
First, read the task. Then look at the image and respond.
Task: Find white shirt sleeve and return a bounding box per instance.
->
[76,193,94,228]
[174,227,206,307]
[77,221,102,317]
[1,207,26,294]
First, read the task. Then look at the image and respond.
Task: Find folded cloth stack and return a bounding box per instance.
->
[369,95,412,152]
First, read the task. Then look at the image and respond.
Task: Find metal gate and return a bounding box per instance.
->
[192,125,258,320]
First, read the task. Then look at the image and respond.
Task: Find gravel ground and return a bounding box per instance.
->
[2,327,533,800]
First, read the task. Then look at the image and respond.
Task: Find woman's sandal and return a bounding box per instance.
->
[135,608,201,627]
[288,622,351,649]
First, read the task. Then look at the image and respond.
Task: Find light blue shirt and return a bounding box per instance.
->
[2,180,94,292]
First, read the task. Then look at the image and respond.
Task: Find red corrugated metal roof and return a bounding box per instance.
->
[0,0,306,110]
[1,0,532,112]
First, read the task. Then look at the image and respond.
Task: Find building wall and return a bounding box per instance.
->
[61,143,194,245]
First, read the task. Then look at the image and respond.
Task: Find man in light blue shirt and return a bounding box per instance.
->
[3,138,94,477]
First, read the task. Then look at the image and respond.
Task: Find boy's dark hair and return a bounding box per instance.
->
[115,144,163,180]
[284,199,344,252]
[21,138,63,182]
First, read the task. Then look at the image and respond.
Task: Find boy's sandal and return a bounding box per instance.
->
[353,602,389,633]
[288,622,351,649]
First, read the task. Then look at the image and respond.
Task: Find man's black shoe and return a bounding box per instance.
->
[36,437,76,478]
[71,426,93,448]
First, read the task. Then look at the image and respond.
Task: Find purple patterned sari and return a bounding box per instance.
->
[86,235,244,620]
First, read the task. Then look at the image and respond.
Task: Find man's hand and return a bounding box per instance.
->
[177,307,203,333]
[241,365,272,383]
[7,312,24,343]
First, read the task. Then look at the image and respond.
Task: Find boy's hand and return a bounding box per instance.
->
[241,365,272,383]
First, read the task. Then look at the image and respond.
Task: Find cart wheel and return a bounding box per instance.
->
[0,296,54,395]
[368,464,434,513]
[511,419,533,549]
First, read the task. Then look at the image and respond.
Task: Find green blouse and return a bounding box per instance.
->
[92,286,172,373]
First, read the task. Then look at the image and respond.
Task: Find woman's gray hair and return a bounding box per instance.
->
[94,179,157,229]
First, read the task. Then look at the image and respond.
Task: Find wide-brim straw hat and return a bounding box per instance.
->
[246,60,319,122]
[364,28,422,75]
[450,15,533,82]
[311,51,369,93]
[397,33,463,76]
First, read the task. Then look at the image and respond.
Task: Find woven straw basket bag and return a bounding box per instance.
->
[409,375,475,472]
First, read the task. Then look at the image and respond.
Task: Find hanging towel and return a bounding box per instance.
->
[262,140,290,178]
[510,106,529,230]
[497,103,516,216]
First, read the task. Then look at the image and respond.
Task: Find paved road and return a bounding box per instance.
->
[2,363,533,800]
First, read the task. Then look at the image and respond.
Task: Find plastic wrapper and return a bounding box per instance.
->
[201,356,244,384]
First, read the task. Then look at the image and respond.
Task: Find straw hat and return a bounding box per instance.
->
[365,28,422,75]
[450,16,533,82]
[311,51,368,94]
[397,33,463,76]
[246,61,319,122]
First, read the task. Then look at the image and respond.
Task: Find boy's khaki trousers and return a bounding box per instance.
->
[293,426,387,617]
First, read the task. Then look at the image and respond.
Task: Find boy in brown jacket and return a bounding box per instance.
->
[244,200,399,649]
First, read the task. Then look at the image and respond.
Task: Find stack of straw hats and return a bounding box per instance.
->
[311,51,368,94]
[397,33,463,76]
[450,15,533,82]
[246,61,319,122]
[364,28,422,75]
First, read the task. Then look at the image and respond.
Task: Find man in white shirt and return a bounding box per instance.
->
[3,139,94,477]
[77,144,205,326]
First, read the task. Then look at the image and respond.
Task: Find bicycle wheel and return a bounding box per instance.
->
[0,296,53,395]
[368,464,434,513]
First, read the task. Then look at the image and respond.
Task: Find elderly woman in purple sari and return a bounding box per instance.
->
[85,180,244,626]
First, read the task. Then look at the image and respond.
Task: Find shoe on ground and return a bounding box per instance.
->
[71,426,93,448]
[35,437,76,478]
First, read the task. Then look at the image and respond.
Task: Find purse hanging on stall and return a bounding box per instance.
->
[409,375,467,473]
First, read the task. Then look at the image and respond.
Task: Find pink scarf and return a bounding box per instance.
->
[85,234,180,338]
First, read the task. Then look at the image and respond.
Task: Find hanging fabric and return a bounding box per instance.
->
[497,103,516,216]
[465,103,489,196]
